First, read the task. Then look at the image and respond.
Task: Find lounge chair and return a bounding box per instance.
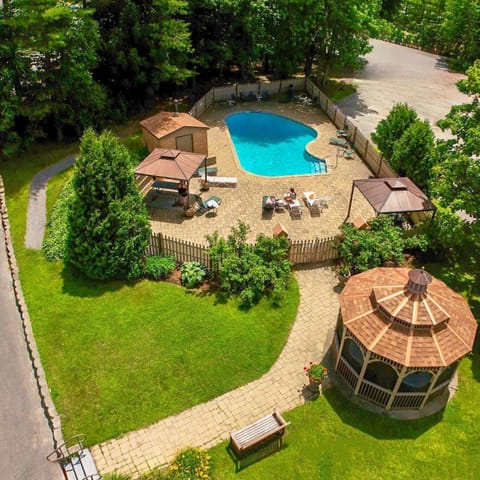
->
[329,137,348,147]
[288,199,303,219]
[262,195,276,211]
[204,175,238,188]
[261,90,270,100]
[248,91,257,101]
[196,195,222,215]
[194,166,218,177]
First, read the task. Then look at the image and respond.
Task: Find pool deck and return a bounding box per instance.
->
[148,100,375,243]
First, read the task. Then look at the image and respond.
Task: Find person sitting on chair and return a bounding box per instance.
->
[284,187,297,203]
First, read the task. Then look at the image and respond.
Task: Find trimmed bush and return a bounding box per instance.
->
[144,256,176,280]
[180,262,207,288]
[42,178,74,261]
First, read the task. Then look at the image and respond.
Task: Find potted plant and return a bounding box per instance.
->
[200,179,210,191]
[304,362,328,393]
[337,264,351,282]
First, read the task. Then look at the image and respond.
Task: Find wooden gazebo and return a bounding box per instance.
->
[333,267,477,412]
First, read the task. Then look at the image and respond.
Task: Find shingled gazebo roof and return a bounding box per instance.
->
[135,148,206,181]
[339,267,477,367]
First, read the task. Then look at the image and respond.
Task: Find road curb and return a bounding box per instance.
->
[0,175,64,446]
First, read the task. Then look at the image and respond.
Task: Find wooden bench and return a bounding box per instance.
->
[229,412,290,470]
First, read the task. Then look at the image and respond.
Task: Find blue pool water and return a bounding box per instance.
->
[226,112,327,176]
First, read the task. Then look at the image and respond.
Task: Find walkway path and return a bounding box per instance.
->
[25,155,75,249]
[92,264,339,478]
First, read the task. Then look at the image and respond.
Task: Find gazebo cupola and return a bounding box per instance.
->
[333,267,477,412]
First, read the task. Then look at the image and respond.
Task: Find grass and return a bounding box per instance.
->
[322,79,356,103]
[2,139,299,446]
[209,258,480,479]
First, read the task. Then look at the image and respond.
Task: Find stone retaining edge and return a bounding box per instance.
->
[0,174,63,450]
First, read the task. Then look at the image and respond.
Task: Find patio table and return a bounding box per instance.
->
[302,192,318,208]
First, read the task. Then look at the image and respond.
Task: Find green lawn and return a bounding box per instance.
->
[209,260,480,480]
[2,142,299,446]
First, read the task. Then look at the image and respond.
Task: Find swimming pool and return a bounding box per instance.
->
[226,111,327,176]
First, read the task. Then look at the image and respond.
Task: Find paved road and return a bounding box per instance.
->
[338,39,469,139]
[0,219,61,480]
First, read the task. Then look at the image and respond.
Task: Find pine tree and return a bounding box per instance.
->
[66,129,151,280]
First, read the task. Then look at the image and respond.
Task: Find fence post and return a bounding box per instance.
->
[377,155,384,177]
[352,126,358,145]
[279,80,282,94]
[332,104,337,124]
[364,140,369,159]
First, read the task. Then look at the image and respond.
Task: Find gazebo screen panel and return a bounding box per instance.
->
[434,362,458,387]
[363,361,398,390]
[398,371,433,393]
[342,338,364,374]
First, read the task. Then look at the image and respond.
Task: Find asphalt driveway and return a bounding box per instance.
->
[338,39,469,139]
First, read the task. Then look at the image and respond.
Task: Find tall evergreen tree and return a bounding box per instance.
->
[66,129,151,280]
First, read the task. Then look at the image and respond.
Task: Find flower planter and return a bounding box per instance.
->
[338,271,351,283]
[307,379,322,393]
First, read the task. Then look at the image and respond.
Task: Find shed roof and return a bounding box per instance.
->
[134,148,206,181]
[340,267,477,367]
[140,112,209,140]
[353,177,435,214]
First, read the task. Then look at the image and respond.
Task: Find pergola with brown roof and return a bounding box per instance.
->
[333,267,477,411]
[345,177,436,220]
[134,148,207,206]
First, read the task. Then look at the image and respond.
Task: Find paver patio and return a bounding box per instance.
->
[148,101,375,242]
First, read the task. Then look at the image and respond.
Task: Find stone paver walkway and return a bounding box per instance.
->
[25,155,75,249]
[91,264,339,477]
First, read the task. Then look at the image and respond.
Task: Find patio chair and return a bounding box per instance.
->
[204,175,238,188]
[196,195,222,215]
[248,91,257,101]
[329,137,348,147]
[262,195,276,211]
[288,199,303,219]
[261,90,270,101]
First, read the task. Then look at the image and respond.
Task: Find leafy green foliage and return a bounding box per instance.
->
[144,256,177,280]
[390,119,436,193]
[167,447,211,480]
[180,262,207,288]
[336,215,428,273]
[372,102,418,160]
[207,221,291,307]
[42,178,74,261]
[66,129,151,280]
[433,61,480,225]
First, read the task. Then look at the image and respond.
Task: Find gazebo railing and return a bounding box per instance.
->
[358,379,390,407]
[336,356,359,390]
[390,392,425,409]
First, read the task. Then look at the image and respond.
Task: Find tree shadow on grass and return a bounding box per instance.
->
[60,264,133,297]
[322,384,444,441]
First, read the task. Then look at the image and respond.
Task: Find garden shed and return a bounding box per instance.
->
[140,111,209,154]
[333,267,477,412]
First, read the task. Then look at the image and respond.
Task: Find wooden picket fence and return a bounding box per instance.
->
[148,233,339,266]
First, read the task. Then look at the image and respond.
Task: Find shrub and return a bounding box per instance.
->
[65,129,151,280]
[390,120,436,193]
[180,262,207,288]
[335,215,428,273]
[207,221,291,307]
[371,103,418,160]
[168,447,211,480]
[144,256,176,280]
[43,178,74,261]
